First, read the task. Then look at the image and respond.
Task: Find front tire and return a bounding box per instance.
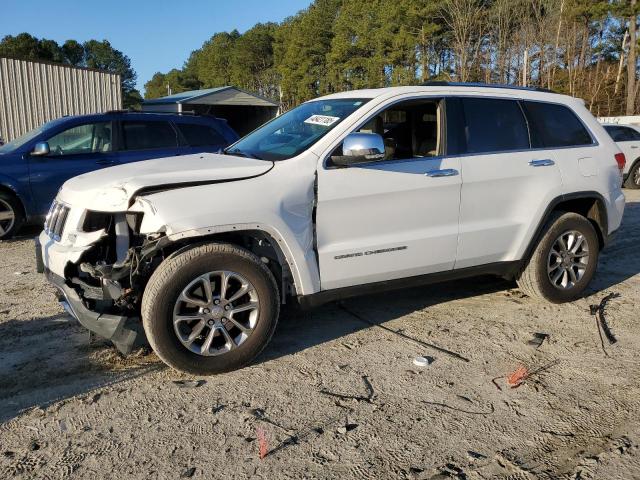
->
[516,212,599,303]
[0,192,24,240]
[141,243,280,375]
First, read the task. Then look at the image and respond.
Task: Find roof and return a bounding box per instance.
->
[39,111,227,126]
[315,83,573,103]
[143,86,278,107]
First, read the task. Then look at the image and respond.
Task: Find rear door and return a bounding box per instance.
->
[28,121,115,213]
[115,120,180,164]
[454,96,564,268]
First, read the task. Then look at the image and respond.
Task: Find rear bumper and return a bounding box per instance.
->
[43,267,142,354]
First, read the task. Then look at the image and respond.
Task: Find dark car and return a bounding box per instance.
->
[0,111,239,239]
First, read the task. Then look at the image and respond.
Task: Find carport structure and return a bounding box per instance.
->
[141,86,278,136]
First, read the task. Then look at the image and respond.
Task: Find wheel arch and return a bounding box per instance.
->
[163,227,301,302]
[523,191,609,264]
[624,156,640,183]
[0,184,26,220]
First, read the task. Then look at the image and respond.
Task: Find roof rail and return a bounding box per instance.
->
[104,109,201,116]
[421,81,556,94]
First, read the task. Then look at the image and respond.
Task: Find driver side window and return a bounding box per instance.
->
[356,98,443,161]
[46,122,112,156]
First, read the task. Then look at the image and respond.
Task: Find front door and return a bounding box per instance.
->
[28,121,116,214]
[315,98,462,290]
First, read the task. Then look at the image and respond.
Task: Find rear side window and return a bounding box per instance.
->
[523,101,593,148]
[604,125,640,142]
[121,121,177,150]
[177,123,226,147]
[461,98,529,154]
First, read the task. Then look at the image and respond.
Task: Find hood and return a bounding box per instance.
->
[58,152,274,211]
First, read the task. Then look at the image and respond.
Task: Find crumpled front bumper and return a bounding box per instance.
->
[36,234,143,354]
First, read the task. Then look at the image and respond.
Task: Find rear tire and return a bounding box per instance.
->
[0,192,24,240]
[141,243,280,375]
[624,161,640,189]
[516,212,599,303]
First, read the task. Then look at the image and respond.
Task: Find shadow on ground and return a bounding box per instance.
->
[0,313,163,423]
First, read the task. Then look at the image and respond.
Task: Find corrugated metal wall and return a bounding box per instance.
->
[0,57,122,142]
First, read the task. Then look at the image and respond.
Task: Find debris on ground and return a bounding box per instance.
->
[527,332,549,349]
[338,304,470,362]
[256,427,268,459]
[336,422,358,434]
[507,366,529,387]
[211,399,226,414]
[501,360,560,389]
[320,374,376,404]
[172,379,206,389]
[251,408,294,434]
[413,355,436,367]
[180,467,196,478]
[467,450,487,460]
[590,292,620,356]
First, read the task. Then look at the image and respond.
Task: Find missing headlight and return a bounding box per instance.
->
[82,211,113,232]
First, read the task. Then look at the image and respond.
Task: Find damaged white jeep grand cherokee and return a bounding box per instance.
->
[37,83,626,375]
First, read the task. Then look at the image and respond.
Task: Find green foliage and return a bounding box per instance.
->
[144,69,202,99]
[4,1,640,116]
[0,34,141,108]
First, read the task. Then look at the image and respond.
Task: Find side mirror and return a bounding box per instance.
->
[331,132,385,167]
[31,142,50,156]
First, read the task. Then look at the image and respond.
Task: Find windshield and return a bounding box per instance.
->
[226,98,370,160]
[0,119,60,153]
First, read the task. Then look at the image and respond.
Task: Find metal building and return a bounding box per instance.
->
[0,56,122,143]
[142,87,278,136]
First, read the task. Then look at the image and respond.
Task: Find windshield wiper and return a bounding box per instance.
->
[225,148,261,160]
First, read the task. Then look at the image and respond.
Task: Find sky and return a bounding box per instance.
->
[2,0,313,94]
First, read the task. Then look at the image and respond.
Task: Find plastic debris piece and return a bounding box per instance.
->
[256,427,268,459]
[413,356,435,367]
[590,292,620,356]
[507,366,529,388]
[180,467,196,478]
[172,379,206,389]
[467,450,487,460]
[527,332,549,349]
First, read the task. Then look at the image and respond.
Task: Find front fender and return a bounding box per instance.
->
[127,158,321,295]
[0,172,34,219]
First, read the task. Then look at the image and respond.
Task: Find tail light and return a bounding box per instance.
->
[615,152,626,171]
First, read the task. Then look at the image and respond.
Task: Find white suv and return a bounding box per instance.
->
[37,83,626,374]
[602,123,640,188]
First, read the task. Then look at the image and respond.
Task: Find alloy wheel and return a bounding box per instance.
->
[173,271,259,356]
[0,199,16,238]
[547,230,590,290]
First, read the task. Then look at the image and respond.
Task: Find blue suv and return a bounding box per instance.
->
[0,111,238,239]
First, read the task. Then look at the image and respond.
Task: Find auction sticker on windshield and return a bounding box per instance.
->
[304,115,340,127]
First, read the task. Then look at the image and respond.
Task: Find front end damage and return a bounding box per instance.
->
[39,204,170,354]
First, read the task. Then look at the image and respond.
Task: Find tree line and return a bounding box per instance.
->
[0,33,141,107]
[146,0,640,117]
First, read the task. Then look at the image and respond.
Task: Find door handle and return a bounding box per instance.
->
[631,145,638,149]
[425,168,459,177]
[529,159,555,167]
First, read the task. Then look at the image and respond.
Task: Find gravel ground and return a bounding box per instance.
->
[0,190,639,479]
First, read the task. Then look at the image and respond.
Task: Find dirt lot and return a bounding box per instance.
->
[0,191,639,479]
